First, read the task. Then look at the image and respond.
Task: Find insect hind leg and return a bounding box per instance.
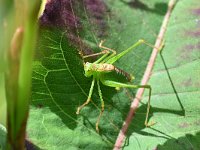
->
[101,79,155,127]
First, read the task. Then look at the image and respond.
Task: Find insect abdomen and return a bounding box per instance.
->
[92,63,133,82]
[114,67,132,82]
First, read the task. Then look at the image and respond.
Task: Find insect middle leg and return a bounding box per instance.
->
[101,79,154,127]
[76,78,95,114]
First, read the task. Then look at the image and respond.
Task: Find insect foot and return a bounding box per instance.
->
[96,108,105,133]
[115,87,121,91]
[76,108,81,115]
[138,39,145,43]
[96,124,100,133]
[158,40,165,52]
[76,98,91,114]
[145,121,156,127]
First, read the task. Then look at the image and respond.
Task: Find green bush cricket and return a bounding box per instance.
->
[76,39,159,132]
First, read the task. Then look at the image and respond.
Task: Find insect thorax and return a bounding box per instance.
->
[84,62,114,72]
[83,62,113,77]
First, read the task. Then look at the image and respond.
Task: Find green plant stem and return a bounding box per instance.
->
[5,1,41,149]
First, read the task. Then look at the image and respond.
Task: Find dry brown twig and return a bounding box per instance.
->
[114,0,177,149]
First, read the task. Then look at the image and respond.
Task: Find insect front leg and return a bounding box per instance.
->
[83,50,109,59]
[83,40,115,59]
[93,40,118,64]
[96,80,105,133]
[98,40,117,63]
[100,79,154,127]
[83,40,117,63]
[76,78,95,114]
[99,40,116,55]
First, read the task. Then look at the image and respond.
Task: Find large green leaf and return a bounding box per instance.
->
[26,0,200,149]
[124,0,200,149]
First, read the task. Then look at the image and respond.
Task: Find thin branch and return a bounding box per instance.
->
[114,0,177,149]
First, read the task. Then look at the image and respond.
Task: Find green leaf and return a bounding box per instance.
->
[124,0,200,149]
[27,0,200,149]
